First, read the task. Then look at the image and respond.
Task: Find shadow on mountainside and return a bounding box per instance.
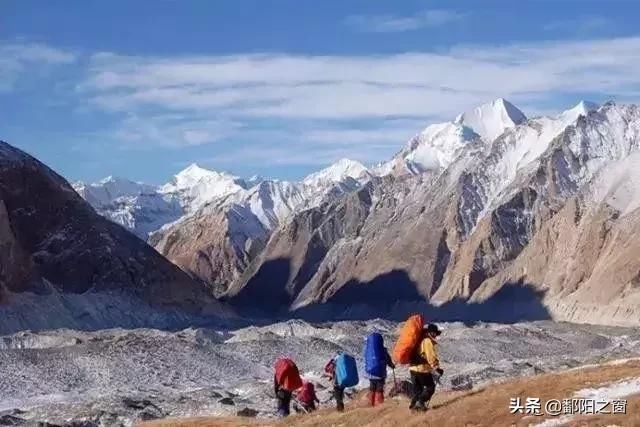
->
[229,258,293,312]
[295,273,551,325]
[228,259,551,325]
[2,259,550,334]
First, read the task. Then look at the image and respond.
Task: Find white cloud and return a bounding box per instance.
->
[81,37,640,122]
[68,36,640,166]
[110,114,241,148]
[345,10,464,33]
[0,42,76,91]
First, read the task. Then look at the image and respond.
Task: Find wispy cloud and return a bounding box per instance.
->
[82,37,640,122]
[345,9,464,33]
[12,37,640,169]
[0,41,76,91]
[110,114,241,148]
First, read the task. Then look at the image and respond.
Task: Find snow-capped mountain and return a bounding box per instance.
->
[454,97,527,141]
[159,163,248,213]
[303,158,370,186]
[148,160,369,294]
[76,158,371,239]
[225,99,640,326]
[74,98,640,326]
[73,176,155,207]
[378,98,527,175]
[73,177,182,239]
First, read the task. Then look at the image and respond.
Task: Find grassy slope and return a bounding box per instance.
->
[140,359,640,427]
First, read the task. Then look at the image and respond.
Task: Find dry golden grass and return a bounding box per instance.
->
[140,360,640,427]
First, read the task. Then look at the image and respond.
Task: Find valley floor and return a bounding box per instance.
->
[1,319,640,426]
[141,358,640,427]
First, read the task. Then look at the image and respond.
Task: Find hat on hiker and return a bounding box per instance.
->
[424,323,442,336]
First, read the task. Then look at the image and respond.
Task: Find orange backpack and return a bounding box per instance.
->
[392,314,424,364]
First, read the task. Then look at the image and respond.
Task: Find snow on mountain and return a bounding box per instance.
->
[73,176,155,207]
[159,163,247,213]
[79,159,370,239]
[590,150,640,217]
[378,98,526,176]
[454,98,527,141]
[303,158,370,186]
[394,122,479,174]
[77,100,608,245]
[456,101,605,236]
[240,180,307,229]
[560,100,599,123]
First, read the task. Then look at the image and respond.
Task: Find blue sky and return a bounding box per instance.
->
[2,0,640,184]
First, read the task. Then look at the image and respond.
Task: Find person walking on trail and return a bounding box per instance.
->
[409,323,443,412]
[274,358,303,417]
[364,332,395,407]
[324,355,345,411]
[295,380,320,413]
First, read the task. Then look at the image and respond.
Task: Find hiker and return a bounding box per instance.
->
[364,332,395,406]
[324,352,358,411]
[274,357,303,417]
[295,380,320,413]
[408,323,443,412]
[324,355,345,411]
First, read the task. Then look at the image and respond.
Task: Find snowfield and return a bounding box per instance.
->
[1,320,640,426]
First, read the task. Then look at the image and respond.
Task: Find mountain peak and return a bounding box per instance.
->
[455,98,527,141]
[97,175,139,186]
[303,158,369,184]
[564,100,599,117]
[175,163,218,180]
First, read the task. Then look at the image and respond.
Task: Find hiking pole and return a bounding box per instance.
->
[392,368,398,389]
[292,397,309,414]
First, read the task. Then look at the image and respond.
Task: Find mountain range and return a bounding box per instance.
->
[32,98,640,326]
[0,141,228,334]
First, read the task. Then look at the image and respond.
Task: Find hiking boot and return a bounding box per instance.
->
[411,403,427,412]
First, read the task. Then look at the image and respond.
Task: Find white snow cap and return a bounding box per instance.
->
[303,158,369,185]
[559,100,599,123]
[171,163,231,185]
[455,98,527,141]
[160,163,247,212]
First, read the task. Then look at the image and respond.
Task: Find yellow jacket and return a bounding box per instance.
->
[409,337,440,373]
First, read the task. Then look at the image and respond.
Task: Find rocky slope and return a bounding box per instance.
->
[0,141,226,333]
[227,101,640,326]
[150,175,363,296]
[1,319,638,425]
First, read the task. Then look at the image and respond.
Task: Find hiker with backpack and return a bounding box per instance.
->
[274,357,303,417]
[408,323,443,412]
[364,332,395,406]
[323,351,359,412]
[294,380,320,413]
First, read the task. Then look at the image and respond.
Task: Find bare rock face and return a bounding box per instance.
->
[227,103,640,325]
[150,177,365,298]
[150,206,268,297]
[0,141,226,329]
[0,199,37,298]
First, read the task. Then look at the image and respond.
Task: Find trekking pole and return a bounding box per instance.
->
[392,368,398,389]
[292,397,309,414]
